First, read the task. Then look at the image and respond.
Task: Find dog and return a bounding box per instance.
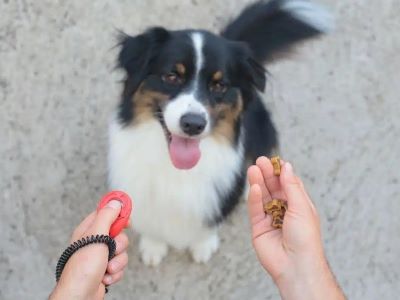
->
[108,0,332,265]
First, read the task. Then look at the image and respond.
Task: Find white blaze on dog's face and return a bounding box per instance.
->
[117,28,266,170]
[163,33,211,169]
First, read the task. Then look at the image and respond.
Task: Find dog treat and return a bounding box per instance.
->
[271,156,281,176]
[264,199,287,229]
[264,157,285,228]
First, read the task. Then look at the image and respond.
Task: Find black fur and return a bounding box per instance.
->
[221,0,326,63]
[211,165,246,225]
[244,98,278,162]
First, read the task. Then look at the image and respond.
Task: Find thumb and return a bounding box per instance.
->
[91,200,122,235]
[280,162,313,216]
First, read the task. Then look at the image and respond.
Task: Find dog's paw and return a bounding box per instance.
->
[139,236,168,266]
[190,233,219,263]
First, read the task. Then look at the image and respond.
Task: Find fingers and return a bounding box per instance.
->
[114,232,129,255]
[107,251,128,274]
[104,234,129,285]
[280,162,314,216]
[103,270,124,286]
[279,160,318,216]
[247,184,276,238]
[71,211,96,242]
[294,173,318,216]
[126,219,132,229]
[247,184,265,225]
[256,156,286,200]
[250,157,317,220]
[247,165,272,202]
[95,284,107,299]
[90,200,122,235]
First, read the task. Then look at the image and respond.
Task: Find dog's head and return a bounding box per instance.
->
[118,28,264,169]
[117,0,332,170]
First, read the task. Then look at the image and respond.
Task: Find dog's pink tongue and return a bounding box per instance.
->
[169,135,201,170]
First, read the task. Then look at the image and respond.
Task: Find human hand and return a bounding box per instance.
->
[50,200,129,300]
[247,157,345,300]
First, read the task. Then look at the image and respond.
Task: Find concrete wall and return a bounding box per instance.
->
[1,0,399,299]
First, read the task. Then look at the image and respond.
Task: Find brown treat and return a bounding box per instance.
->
[264,199,287,229]
[272,210,281,218]
[272,217,284,228]
[264,199,286,213]
[271,156,281,176]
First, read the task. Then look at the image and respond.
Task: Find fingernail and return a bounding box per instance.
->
[285,162,294,175]
[107,200,121,209]
[104,275,112,284]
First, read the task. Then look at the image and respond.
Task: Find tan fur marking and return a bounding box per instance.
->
[131,84,169,124]
[176,63,186,76]
[210,95,243,143]
[212,71,223,81]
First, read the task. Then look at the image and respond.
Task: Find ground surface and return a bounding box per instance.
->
[1,0,399,299]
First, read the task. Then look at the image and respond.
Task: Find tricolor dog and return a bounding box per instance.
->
[108,0,332,265]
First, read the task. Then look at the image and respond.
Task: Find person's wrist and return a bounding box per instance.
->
[50,272,90,300]
[50,281,86,300]
[51,277,100,300]
[275,252,343,300]
[50,245,108,300]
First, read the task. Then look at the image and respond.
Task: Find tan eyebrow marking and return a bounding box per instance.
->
[176,63,186,75]
[212,71,223,81]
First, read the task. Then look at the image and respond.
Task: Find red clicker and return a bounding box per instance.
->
[97,190,133,238]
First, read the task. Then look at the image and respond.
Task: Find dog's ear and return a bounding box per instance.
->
[118,27,170,89]
[117,27,169,124]
[221,0,333,64]
[233,43,266,93]
[240,56,266,92]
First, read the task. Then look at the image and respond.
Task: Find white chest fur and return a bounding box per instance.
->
[108,118,243,249]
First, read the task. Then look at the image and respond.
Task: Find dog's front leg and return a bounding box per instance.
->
[139,235,169,266]
[189,230,219,263]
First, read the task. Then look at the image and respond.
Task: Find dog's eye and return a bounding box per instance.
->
[162,72,183,85]
[209,81,227,94]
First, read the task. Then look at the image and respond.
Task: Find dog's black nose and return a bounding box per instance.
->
[180,113,206,136]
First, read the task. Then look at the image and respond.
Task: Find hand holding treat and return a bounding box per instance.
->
[247,157,345,300]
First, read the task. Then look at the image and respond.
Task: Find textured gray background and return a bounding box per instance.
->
[1,0,399,299]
